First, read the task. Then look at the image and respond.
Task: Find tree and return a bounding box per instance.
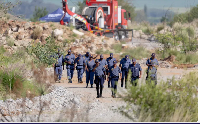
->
[77,0,86,15]
[30,6,48,22]
[144,4,147,17]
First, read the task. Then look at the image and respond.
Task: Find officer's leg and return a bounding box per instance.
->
[125,70,128,89]
[80,68,84,83]
[90,71,94,87]
[86,70,89,87]
[100,77,104,97]
[55,67,59,82]
[58,67,62,81]
[67,68,71,83]
[121,70,125,87]
[71,69,74,83]
[155,75,157,86]
[107,69,111,88]
[111,78,115,96]
[77,69,80,83]
[96,77,100,98]
[114,78,118,97]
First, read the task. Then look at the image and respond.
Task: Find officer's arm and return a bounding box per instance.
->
[92,65,97,72]
[146,59,150,66]
[93,54,99,59]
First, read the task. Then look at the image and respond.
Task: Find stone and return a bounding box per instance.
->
[24,22,31,30]
[43,25,49,30]
[57,36,63,41]
[140,34,148,40]
[72,29,84,36]
[16,34,24,40]
[133,30,140,38]
[11,26,19,32]
[148,35,156,41]
[18,28,25,33]
[52,29,63,37]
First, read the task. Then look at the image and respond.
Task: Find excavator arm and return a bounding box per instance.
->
[60,0,92,31]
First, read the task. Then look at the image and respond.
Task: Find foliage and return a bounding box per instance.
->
[77,0,86,15]
[121,71,198,122]
[30,6,48,22]
[27,36,60,66]
[32,26,43,40]
[96,49,111,55]
[0,0,21,14]
[6,37,15,47]
[156,25,164,32]
[171,5,198,24]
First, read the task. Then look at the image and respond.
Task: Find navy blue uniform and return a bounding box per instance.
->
[55,55,64,81]
[65,54,75,83]
[84,54,90,73]
[86,59,95,86]
[106,57,116,87]
[148,66,157,85]
[93,64,105,97]
[146,58,159,80]
[75,55,85,83]
[129,63,142,86]
[120,57,131,88]
[109,66,122,97]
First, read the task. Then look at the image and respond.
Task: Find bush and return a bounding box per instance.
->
[121,71,198,122]
[96,49,111,55]
[156,25,164,32]
[6,37,15,47]
[112,44,122,53]
[143,26,154,35]
[30,7,48,22]
[32,26,42,40]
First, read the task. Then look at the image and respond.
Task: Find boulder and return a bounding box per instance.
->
[52,29,63,37]
[16,34,24,40]
[72,29,84,36]
[122,44,128,49]
[133,30,140,38]
[24,22,31,30]
[11,26,19,32]
[18,28,25,33]
[140,34,148,40]
[43,25,49,30]
[57,36,63,41]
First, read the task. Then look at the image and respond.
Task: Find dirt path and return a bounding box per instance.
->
[53,66,196,122]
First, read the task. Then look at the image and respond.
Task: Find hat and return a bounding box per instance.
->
[78,54,82,57]
[89,54,93,58]
[113,60,117,64]
[68,50,71,53]
[125,55,129,59]
[110,53,113,57]
[86,52,89,55]
[100,54,103,58]
[95,59,99,63]
[132,58,136,62]
[151,53,155,57]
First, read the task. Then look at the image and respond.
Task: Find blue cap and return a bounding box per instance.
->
[132,58,136,62]
[86,52,89,55]
[68,50,71,53]
[110,53,113,57]
[113,60,117,64]
[100,54,103,58]
[125,55,129,59]
[151,53,155,57]
[78,54,82,57]
[89,54,93,58]
[95,59,99,63]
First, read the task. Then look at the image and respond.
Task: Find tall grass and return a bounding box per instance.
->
[121,71,198,122]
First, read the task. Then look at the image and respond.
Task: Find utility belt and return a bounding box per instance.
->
[95,75,104,78]
[111,76,119,78]
[132,76,139,78]
[122,68,129,71]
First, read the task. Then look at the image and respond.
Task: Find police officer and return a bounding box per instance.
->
[106,53,116,88]
[129,58,142,86]
[85,54,95,88]
[54,50,64,83]
[119,55,131,88]
[65,50,75,83]
[146,53,159,82]
[74,54,85,83]
[84,52,98,73]
[98,54,108,80]
[147,61,158,85]
[107,60,122,98]
[93,59,106,98]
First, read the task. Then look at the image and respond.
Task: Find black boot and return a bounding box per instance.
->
[80,78,83,83]
[86,83,88,88]
[125,80,127,89]
[91,84,93,88]
[121,78,124,87]
[78,78,80,83]
[100,87,103,97]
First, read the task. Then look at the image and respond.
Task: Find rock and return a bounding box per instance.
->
[18,28,25,33]
[133,30,140,38]
[52,29,63,37]
[159,61,172,68]
[138,30,143,35]
[24,22,31,30]
[159,29,166,34]
[11,26,19,32]
[140,34,148,40]
[57,36,63,41]
[16,34,24,40]
[72,29,84,36]
[122,44,128,49]
[148,35,156,41]
[43,25,49,30]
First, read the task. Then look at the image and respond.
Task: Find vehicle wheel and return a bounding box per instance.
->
[119,31,126,40]
[114,32,119,41]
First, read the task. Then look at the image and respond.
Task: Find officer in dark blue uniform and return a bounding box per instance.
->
[84,52,98,73]
[106,53,117,88]
[85,54,95,88]
[129,58,142,86]
[54,50,64,83]
[93,59,106,98]
[74,54,85,83]
[146,53,159,81]
[65,50,75,83]
[98,54,108,81]
[147,62,158,85]
[108,60,122,98]
[119,55,131,88]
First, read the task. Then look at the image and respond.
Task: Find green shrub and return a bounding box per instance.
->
[143,26,154,35]
[157,25,164,32]
[6,37,15,47]
[96,49,111,55]
[112,44,122,53]
[72,33,77,38]
[121,71,198,122]
[186,27,195,38]
[32,26,42,40]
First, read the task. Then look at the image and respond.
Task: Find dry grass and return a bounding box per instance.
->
[32,26,43,40]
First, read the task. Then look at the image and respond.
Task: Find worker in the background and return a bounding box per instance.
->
[98,54,108,81]
[74,54,85,83]
[93,59,106,98]
[146,53,159,82]
[107,60,122,98]
[54,49,64,83]
[147,61,158,85]
[119,55,131,89]
[85,54,95,88]
[65,50,75,83]
[129,58,142,86]
[106,53,116,88]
